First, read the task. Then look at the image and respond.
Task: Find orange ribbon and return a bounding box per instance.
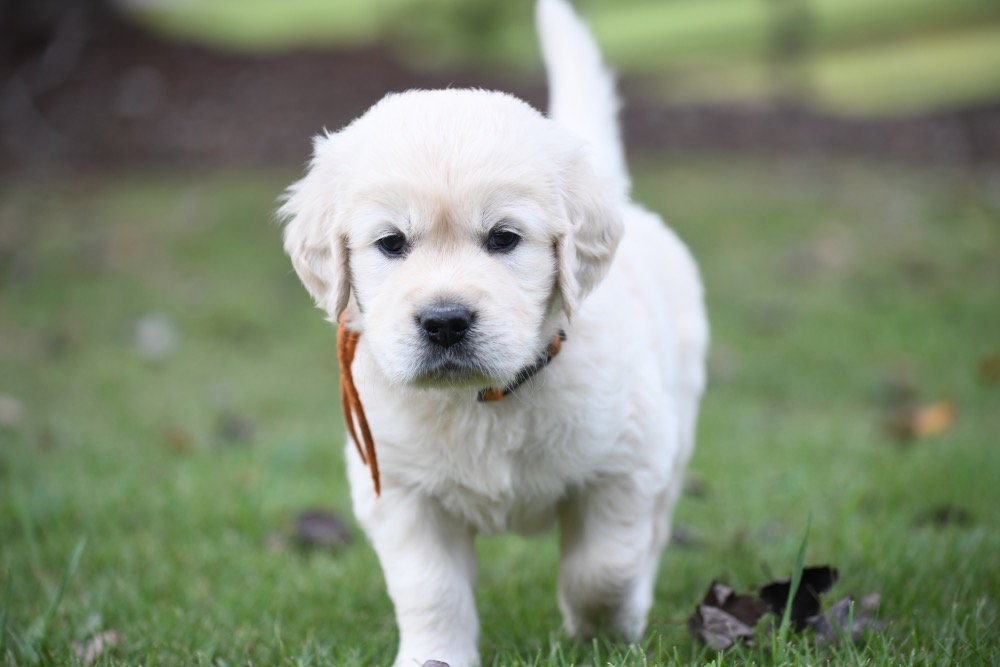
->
[337,314,381,497]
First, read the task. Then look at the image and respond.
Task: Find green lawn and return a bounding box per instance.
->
[1,157,998,665]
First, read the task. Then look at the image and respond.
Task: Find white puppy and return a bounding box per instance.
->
[280,0,708,665]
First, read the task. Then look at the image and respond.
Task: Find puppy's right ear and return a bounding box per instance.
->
[278,137,350,320]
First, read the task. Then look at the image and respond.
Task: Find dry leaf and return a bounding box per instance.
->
[72,631,120,666]
[294,508,352,550]
[873,371,918,411]
[696,605,758,651]
[670,525,704,549]
[691,566,885,650]
[215,411,254,445]
[688,581,771,650]
[914,504,972,528]
[683,473,710,499]
[910,401,956,438]
[808,593,882,644]
[759,566,839,631]
[162,426,193,453]
[885,400,956,442]
[979,354,1000,384]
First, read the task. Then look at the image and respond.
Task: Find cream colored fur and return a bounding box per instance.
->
[279,0,708,665]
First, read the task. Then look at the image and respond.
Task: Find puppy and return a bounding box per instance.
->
[280,0,708,665]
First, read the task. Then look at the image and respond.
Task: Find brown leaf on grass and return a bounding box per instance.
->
[683,472,710,499]
[162,426,193,453]
[885,401,956,442]
[759,566,839,631]
[695,606,759,651]
[808,593,883,644]
[914,504,972,528]
[873,365,919,409]
[72,631,120,666]
[691,567,886,650]
[294,508,352,550]
[979,354,1000,384]
[670,524,705,549]
[688,581,772,650]
[909,401,957,438]
[215,411,255,445]
[44,321,81,360]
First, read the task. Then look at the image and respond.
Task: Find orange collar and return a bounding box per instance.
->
[336,315,565,497]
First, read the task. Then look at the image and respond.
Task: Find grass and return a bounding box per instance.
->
[1,156,999,665]
[125,0,1000,116]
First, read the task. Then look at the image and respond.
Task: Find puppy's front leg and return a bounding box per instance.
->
[358,488,480,667]
[556,475,671,642]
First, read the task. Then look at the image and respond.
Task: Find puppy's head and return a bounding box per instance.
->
[280,89,622,389]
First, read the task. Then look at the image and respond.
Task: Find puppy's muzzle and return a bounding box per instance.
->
[419,303,474,348]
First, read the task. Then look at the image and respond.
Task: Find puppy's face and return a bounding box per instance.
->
[282,89,622,390]
[347,172,560,388]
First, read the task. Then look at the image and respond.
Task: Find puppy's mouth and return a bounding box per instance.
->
[411,344,495,387]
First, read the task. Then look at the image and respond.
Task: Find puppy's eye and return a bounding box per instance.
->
[376,233,407,257]
[486,229,520,253]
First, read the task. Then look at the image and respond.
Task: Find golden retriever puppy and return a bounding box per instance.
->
[280,0,708,664]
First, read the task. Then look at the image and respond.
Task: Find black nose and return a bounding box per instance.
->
[419,304,473,348]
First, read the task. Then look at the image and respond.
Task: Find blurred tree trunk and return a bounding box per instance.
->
[1,0,122,63]
[765,0,814,108]
[1,0,125,164]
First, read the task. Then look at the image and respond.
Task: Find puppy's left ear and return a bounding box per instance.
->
[278,139,351,320]
[555,151,624,317]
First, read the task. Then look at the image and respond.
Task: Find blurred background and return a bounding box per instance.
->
[2,0,1000,168]
[1,1,998,665]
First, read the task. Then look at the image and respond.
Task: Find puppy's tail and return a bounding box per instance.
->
[536,0,630,196]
